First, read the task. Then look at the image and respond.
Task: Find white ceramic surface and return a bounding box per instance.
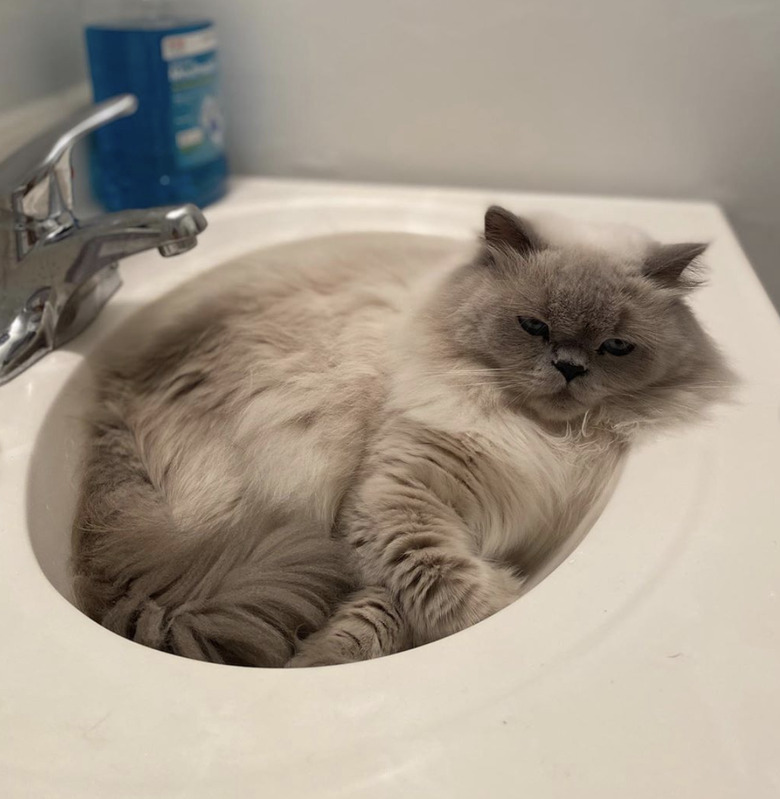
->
[1,177,779,798]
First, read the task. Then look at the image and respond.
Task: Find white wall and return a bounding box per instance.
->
[0,1,84,109]
[2,1,778,306]
[188,0,780,305]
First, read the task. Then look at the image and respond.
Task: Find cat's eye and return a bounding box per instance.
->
[518,316,549,339]
[599,338,635,356]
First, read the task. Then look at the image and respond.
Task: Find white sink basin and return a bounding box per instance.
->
[2,178,780,798]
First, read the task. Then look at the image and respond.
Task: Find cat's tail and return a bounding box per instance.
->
[72,414,354,667]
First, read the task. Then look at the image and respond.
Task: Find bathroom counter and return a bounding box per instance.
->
[1,177,779,798]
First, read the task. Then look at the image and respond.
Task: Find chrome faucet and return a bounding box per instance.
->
[0,94,207,385]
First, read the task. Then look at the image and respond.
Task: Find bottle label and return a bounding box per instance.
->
[161,27,225,169]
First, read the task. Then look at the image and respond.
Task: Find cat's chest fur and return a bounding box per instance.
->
[400,386,622,573]
[470,417,620,570]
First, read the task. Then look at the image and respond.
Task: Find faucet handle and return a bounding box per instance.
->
[0,94,137,223]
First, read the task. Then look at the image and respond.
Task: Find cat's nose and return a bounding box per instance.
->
[553,360,587,382]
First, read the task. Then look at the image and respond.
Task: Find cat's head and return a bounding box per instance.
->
[436,206,732,430]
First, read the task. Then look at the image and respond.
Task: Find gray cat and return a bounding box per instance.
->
[71,207,732,667]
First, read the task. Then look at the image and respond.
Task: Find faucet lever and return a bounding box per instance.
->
[0,94,137,211]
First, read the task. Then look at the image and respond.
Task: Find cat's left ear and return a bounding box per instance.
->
[643,242,708,288]
[483,206,543,259]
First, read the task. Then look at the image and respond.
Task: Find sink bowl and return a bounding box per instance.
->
[3,178,780,798]
[27,224,622,614]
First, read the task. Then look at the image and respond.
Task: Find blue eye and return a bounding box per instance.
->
[518,317,549,339]
[599,338,635,356]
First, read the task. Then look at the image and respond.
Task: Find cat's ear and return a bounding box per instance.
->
[643,242,708,288]
[483,206,543,259]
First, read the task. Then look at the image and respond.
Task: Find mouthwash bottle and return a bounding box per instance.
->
[84,0,228,211]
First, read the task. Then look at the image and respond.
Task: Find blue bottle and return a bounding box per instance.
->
[85,4,228,211]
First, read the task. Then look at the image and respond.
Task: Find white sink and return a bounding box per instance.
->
[2,178,780,798]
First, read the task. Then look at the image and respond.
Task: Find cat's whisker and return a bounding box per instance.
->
[423,368,519,376]
[508,384,541,406]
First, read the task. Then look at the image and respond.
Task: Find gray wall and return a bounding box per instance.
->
[197,0,780,305]
[0,2,84,108]
[2,0,778,305]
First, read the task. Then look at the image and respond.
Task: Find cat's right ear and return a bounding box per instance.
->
[483,206,543,260]
[643,242,708,289]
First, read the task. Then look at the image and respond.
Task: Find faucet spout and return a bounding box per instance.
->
[69,204,208,284]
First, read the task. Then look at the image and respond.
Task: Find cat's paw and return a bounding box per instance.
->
[446,564,525,633]
[286,632,362,668]
[286,649,343,668]
[485,565,526,612]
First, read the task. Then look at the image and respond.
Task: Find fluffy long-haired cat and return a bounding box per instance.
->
[72,207,731,667]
